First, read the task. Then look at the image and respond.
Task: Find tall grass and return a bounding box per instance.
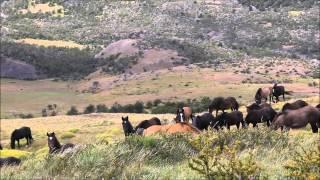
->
[1,128,318,179]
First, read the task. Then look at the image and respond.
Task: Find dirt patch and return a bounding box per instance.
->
[128,48,188,73]
[94,39,140,58]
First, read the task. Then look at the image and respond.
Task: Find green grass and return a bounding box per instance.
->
[0,129,318,179]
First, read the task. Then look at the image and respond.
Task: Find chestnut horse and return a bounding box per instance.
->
[143,123,200,136]
[255,87,273,104]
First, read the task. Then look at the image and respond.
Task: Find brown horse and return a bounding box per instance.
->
[255,87,273,104]
[282,100,308,112]
[272,106,320,133]
[143,123,200,136]
[175,107,193,123]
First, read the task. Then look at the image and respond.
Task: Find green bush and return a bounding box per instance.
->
[83,104,95,114]
[284,143,320,179]
[66,106,79,115]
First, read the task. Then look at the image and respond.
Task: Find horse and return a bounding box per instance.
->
[255,87,272,104]
[272,83,291,103]
[121,116,161,136]
[0,157,21,167]
[215,111,245,130]
[11,126,33,149]
[315,104,320,111]
[245,106,277,127]
[209,97,239,116]
[192,113,214,131]
[143,123,200,136]
[246,102,271,113]
[47,132,75,154]
[175,107,194,123]
[272,106,320,133]
[282,100,308,112]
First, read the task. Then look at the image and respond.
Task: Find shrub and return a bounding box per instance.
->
[0,149,31,158]
[66,106,79,115]
[96,104,108,113]
[83,104,96,114]
[60,132,75,139]
[18,113,34,119]
[189,131,262,179]
[284,143,320,179]
[68,128,79,133]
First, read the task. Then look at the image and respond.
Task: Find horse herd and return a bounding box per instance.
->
[1,84,319,167]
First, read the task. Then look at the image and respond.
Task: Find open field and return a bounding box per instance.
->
[1,66,319,118]
[0,109,319,179]
[15,38,85,49]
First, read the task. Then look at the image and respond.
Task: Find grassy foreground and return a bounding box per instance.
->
[0,125,319,179]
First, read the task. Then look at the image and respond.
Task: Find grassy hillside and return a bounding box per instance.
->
[0,112,319,179]
[1,0,319,79]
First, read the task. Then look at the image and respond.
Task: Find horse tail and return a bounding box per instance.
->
[284,91,292,95]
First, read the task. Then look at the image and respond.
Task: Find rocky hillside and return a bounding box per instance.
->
[1,0,319,79]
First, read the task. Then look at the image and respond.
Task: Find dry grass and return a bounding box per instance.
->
[15,38,85,49]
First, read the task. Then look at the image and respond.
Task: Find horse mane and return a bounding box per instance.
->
[255,88,262,99]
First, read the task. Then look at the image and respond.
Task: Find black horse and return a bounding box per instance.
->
[245,106,277,127]
[272,83,290,103]
[209,97,239,116]
[215,111,245,130]
[47,132,74,154]
[246,102,271,113]
[122,116,161,136]
[11,126,33,149]
[192,113,214,131]
[0,157,21,167]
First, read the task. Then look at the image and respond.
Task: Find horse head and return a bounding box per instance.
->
[47,132,61,152]
[175,108,185,123]
[121,116,135,136]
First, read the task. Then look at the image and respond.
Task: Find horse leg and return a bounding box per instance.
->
[236,122,240,129]
[17,140,20,148]
[253,123,257,128]
[310,123,318,133]
[283,93,285,101]
[216,110,218,117]
[266,120,270,127]
[227,124,230,130]
[26,137,29,145]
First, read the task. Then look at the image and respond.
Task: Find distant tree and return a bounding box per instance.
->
[133,101,144,113]
[67,106,79,115]
[47,104,53,110]
[109,102,123,113]
[41,109,47,117]
[96,104,108,113]
[84,104,96,114]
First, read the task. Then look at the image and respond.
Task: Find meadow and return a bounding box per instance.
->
[0,95,319,179]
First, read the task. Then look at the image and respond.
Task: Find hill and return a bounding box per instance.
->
[1,0,319,79]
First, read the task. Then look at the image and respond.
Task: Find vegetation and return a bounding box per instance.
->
[1,126,318,179]
[66,106,79,115]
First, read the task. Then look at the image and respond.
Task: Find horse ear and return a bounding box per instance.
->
[47,132,49,136]
[122,116,124,120]
[52,132,55,135]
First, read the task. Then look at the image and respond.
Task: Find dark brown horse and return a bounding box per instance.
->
[47,132,74,154]
[255,87,273,104]
[215,111,245,130]
[245,106,277,127]
[272,106,320,133]
[272,83,291,103]
[192,113,214,131]
[122,116,161,136]
[11,126,33,149]
[282,100,308,112]
[209,97,239,116]
[246,102,271,113]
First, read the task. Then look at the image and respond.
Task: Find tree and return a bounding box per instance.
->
[133,101,144,113]
[41,109,47,117]
[96,104,108,113]
[84,104,96,114]
[67,106,79,115]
